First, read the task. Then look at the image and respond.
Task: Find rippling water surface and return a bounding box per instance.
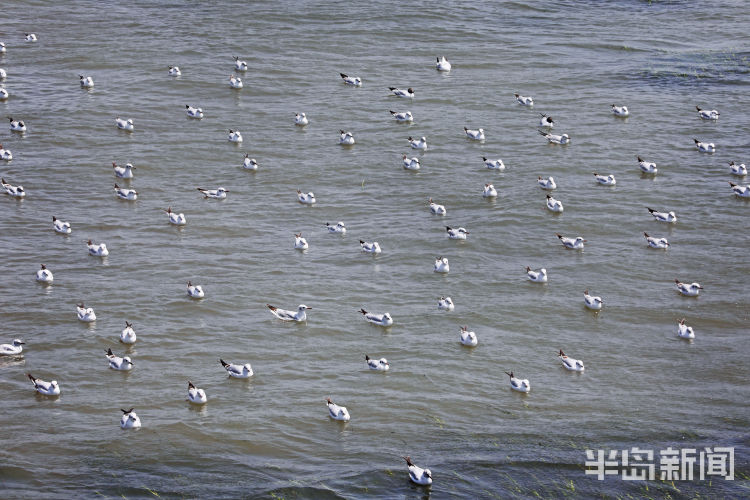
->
[1,1,749,498]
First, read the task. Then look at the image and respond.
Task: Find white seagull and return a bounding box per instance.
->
[36,264,53,283]
[105,348,133,371]
[593,173,616,186]
[459,326,478,347]
[0,68,5,80]
[643,232,669,249]
[360,240,381,254]
[482,156,505,170]
[228,74,243,88]
[437,296,454,311]
[556,233,585,250]
[186,104,203,119]
[436,56,451,71]
[297,190,316,204]
[0,143,12,161]
[325,221,346,234]
[514,93,533,106]
[637,156,657,174]
[243,154,258,171]
[294,232,308,250]
[233,56,248,71]
[86,240,109,256]
[27,374,60,396]
[114,183,137,200]
[115,117,134,131]
[220,359,253,378]
[434,256,450,273]
[197,186,229,199]
[696,106,719,120]
[402,154,420,170]
[729,182,750,197]
[729,162,747,176]
[112,162,135,178]
[429,198,446,215]
[76,303,96,322]
[228,129,243,143]
[677,319,695,339]
[120,408,141,429]
[326,397,350,421]
[403,456,432,486]
[546,194,563,213]
[482,183,497,198]
[526,266,547,283]
[339,130,355,145]
[266,304,311,322]
[611,104,629,117]
[9,117,26,132]
[339,73,362,87]
[359,308,393,327]
[558,350,584,372]
[538,113,554,128]
[295,113,308,126]
[390,110,413,122]
[538,176,557,190]
[675,279,703,297]
[187,281,204,298]
[187,381,207,404]
[168,65,181,76]
[694,138,715,153]
[25,33,38,42]
[1,339,25,356]
[539,130,570,144]
[365,355,390,371]
[505,371,530,393]
[0,86,7,100]
[389,86,414,98]
[446,226,469,240]
[79,75,94,87]
[408,136,427,150]
[647,207,677,223]
[464,127,485,141]
[120,321,136,344]
[583,290,603,310]
[2,178,25,197]
[164,207,187,225]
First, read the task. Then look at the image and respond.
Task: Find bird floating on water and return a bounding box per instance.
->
[1,339,25,356]
[326,221,346,234]
[540,130,570,144]
[728,182,750,197]
[186,104,203,119]
[36,264,53,283]
[647,207,677,223]
[79,75,94,87]
[197,186,228,199]
[27,373,60,396]
[326,397,350,421]
[514,93,533,106]
[187,381,207,404]
[77,303,96,322]
[243,154,258,170]
[228,129,242,143]
[228,74,243,88]
[360,240,381,254]
[112,162,135,178]
[267,304,310,322]
[729,162,747,176]
[583,290,603,310]
[297,190,316,204]
[593,173,616,186]
[559,350,584,371]
[556,233,585,250]
[434,256,450,273]
[168,65,181,76]
[437,296,454,311]
[86,240,108,256]
[294,112,308,126]
[464,127,484,141]
[677,319,695,339]
[365,355,390,371]
[429,198,446,215]
[696,106,719,120]
[446,226,468,240]
[408,136,427,150]
[436,56,451,72]
[459,326,478,347]
[526,266,547,283]
[120,408,141,429]
[2,178,25,197]
[115,117,133,131]
[220,359,253,378]
[538,176,556,190]
[120,321,136,344]
[611,104,629,117]
[390,110,413,122]
[294,232,308,250]
[402,154,420,170]
[25,33,38,42]
[164,207,186,225]
[359,308,393,327]
[403,456,432,485]
[505,371,530,393]
[538,113,554,128]
[481,156,505,170]
[339,130,355,145]
[9,117,26,132]
[0,143,12,160]
[339,73,362,87]
[0,86,7,100]
[637,156,657,174]
[114,183,137,200]
[675,279,703,297]
[389,87,414,98]
[546,194,563,213]
[233,56,248,71]
[106,348,133,371]
[187,281,204,298]
[694,138,715,153]
[643,232,669,249]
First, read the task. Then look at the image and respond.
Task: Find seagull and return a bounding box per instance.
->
[482,183,497,198]
[643,232,669,249]
[233,56,248,71]
[220,359,253,378]
[0,68,5,80]
[228,74,243,88]
[360,240,381,254]
[115,117,134,131]
[482,157,505,170]
[526,266,547,283]
[339,73,362,87]
[675,279,703,297]
[464,127,485,140]
[696,106,719,120]
[326,397,350,421]
[0,143,12,161]
[197,186,229,199]
[9,117,26,132]
[429,198,446,215]
[164,207,187,225]
[538,113,554,127]
[390,110,413,122]
[437,296,454,311]
[514,93,533,106]
[611,104,629,117]
[187,281,204,298]
[677,319,695,339]
[168,65,181,76]
[389,87,414,98]
[359,308,393,326]
[297,190,316,204]
[294,113,309,126]
[77,303,96,322]
[729,182,750,197]
[2,178,25,197]
[558,350,584,371]
[593,173,616,186]
[0,86,7,100]
[186,104,203,119]
[0,42,4,53]
[294,232,308,250]
[583,290,603,310]
[114,183,137,200]
[539,130,570,144]
[36,264,53,283]
[546,194,563,213]
[112,162,135,178]
[120,408,141,429]
[79,75,94,87]
[27,374,60,396]
[120,321,136,344]
[729,162,747,176]
[436,56,451,71]
[266,304,311,322]
[446,226,469,240]
[187,381,208,404]
[0,339,24,356]
[365,355,390,371]
[25,33,38,42]
[505,371,530,392]
[459,326,478,347]
[228,129,243,143]
[637,156,657,174]
[408,136,427,150]
[538,176,556,190]
[242,154,258,171]
[105,348,133,371]
[647,207,677,223]
[402,154,420,170]
[403,456,432,485]
[694,138,715,153]
[339,130,355,145]
[556,233,585,250]
[325,221,346,234]
[434,256,450,273]
[86,240,109,256]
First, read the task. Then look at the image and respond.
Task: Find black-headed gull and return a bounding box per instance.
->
[389,86,414,98]
[359,308,393,326]
[696,106,719,120]
[675,279,703,297]
[120,408,141,429]
[583,290,603,310]
[36,264,53,283]
[27,373,60,396]
[556,233,585,250]
[1,339,25,356]
[220,359,253,378]
[404,456,432,485]
[326,397,350,421]
[505,371,530,392]
[558,350,584,371]
[365,355,389,371]
[611,104,629,116]
[266,304,310,321]
[643,232,669,249]
[514,93,533,106]
[436,56,451,72]
[339,73,361,87]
